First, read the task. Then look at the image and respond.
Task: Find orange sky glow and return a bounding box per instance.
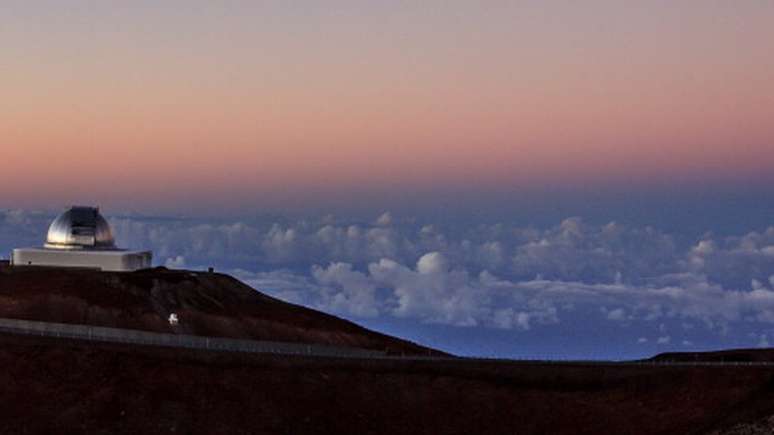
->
[1,1,773,213]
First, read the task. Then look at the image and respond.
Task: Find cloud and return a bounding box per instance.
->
[492,308,532,330]
[97,214,693,287]
[368,254,485,327]
[311,262,379,317]
[3,209,32,226]
[689,228,774,288]
[416,252,448,275]
[2,210,774,343]
[375,212,393,226]
[230,262,774,334]
[0,209,52,254]
[263,224,298,263]
[165,255,186,269]
[510,218,681,285]
[607,308,627,321]
[0,211,764,295]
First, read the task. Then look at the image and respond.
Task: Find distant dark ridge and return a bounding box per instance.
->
[649,348,774,363]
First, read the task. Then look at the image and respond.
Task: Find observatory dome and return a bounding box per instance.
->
[44,206,116,250]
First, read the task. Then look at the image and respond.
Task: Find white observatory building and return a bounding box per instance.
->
[11,206,152,272]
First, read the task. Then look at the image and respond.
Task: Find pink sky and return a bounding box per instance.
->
[1,1,773,212]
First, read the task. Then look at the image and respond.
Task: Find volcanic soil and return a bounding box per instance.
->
[2,265,774,434]
[2,334,774,434]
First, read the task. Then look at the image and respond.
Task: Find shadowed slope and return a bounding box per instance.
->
[0,265,439,356]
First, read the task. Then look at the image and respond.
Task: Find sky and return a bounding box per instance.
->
[1,1,773,359]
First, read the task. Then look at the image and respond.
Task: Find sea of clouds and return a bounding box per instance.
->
[2,209,774,354]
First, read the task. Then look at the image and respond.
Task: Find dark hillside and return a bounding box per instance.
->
[0,265,437,356]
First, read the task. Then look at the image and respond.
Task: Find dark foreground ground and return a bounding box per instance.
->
[2,333,774,435]
[3,265,774,434]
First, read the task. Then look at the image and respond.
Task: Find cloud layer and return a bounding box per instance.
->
[2,209,773,353]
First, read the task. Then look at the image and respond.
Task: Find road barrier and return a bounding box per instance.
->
[0,317,384,358]
[1,317,774,366]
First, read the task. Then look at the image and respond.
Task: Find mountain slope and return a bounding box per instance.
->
[0,265,439,355]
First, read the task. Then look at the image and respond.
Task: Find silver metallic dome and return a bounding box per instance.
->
[44,206,116,250]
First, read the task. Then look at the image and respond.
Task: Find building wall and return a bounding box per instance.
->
[11,248,152,272]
